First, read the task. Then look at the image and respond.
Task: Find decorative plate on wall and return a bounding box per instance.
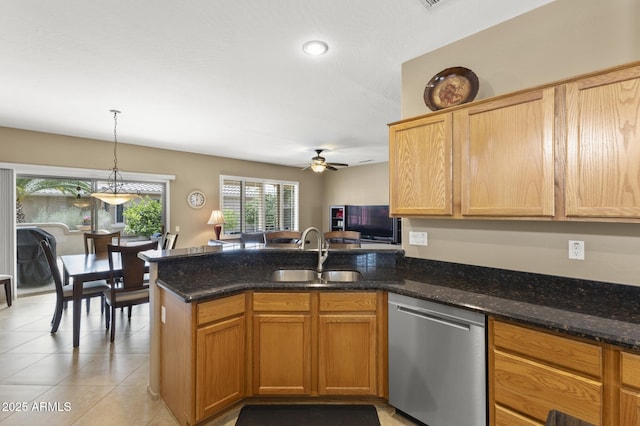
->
[187,190,206,209]
[423,66,479,111]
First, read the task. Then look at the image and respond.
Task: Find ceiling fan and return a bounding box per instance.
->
[304,149,349,173]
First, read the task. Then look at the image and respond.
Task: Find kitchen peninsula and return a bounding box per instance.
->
[142,244,640,425]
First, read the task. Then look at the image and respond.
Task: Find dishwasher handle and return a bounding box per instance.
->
[395,304,473,331]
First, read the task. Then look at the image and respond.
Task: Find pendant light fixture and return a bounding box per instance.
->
[91,110,138,205]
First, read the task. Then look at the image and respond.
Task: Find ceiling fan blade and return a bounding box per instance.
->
[327,162,348,167]
[325,165,338,171]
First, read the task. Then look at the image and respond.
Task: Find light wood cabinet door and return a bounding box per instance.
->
[389,113,453,216]
[318,314,377,395]
[459,88,556,217]
[620,351,640,425]
[196,315,245,420]
[620,389,640,426]
[252,313,312,395]
[565,64,640,219]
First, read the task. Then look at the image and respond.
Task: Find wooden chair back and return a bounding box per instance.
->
[324,231,361,248]
[40,239,65,299]
[162,232,179,250]
[84,231,121,257]
[265,231,302,248]
[107,241,157,290]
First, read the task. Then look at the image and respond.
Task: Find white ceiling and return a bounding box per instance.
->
[0,0,553,170]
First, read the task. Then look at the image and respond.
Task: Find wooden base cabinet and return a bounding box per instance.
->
[160,290,386,424]
[159,290,246,425]
[489,319,603,425]
[252,292,312,395]
[251,291,386,398]
[318,292,379,395]
[620,351,640,425]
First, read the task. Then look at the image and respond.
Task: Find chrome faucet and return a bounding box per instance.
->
[300,227,328,272]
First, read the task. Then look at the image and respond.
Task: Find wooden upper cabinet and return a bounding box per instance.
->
[389,113,453,216]
[565,65,640,219]
[459,88,556,217]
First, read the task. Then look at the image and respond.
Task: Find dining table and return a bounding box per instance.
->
[60,252,137,347]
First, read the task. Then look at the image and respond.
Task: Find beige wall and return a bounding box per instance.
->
[0,126,324,248]
[322,162,389,232]
[400,0,640,286]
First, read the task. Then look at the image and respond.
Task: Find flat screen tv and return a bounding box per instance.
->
[345,205,401,244]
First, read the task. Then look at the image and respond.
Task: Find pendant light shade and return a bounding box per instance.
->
[91,110,138,205]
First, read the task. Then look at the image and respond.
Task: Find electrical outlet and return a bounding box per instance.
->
[409,231,428,246]
[175,225,180,233]
[161,306,166,323]
[568,240,585,260]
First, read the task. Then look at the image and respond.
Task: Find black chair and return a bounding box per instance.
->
[40,239,109,334]
[104,241,157,342]
[0,274,12,307]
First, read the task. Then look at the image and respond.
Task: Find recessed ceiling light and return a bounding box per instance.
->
[302,40,329,56]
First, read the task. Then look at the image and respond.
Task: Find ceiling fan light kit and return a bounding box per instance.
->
[305,149,348,173]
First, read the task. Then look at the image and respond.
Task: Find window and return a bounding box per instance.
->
[221,175,299,235]
[17,175,166,236]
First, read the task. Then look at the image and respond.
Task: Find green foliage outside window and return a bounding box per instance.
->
[123,196,162,238]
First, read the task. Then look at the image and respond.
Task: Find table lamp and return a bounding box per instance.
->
[207,210,226,240]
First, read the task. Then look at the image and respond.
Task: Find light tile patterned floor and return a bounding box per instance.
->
[0,293,416,425]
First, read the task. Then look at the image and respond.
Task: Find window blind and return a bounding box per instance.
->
[221,176,299,235]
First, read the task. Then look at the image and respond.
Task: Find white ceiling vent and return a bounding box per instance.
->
[417,0,442,7]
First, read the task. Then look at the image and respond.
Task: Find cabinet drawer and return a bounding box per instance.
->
[253,292,310,312]
[494,350,601,425]
[495,405,543,426]
[197,294,245,326]
[493,321,602,378]
[621,351,640,389]
[319,292,377,312]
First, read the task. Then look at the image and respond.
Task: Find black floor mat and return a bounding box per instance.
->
[235,404,381,426]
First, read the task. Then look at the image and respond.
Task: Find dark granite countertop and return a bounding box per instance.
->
[142,245,640,351]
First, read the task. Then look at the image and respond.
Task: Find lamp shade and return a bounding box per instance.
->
[207,210,226,225]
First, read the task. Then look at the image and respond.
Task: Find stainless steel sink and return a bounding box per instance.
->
[270,269,318,282]
[321,270,362,282]
[270,269,362,282]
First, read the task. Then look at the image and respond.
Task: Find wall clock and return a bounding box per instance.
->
[187,190,206,209]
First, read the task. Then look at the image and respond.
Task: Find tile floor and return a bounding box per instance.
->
[0,293,417,425]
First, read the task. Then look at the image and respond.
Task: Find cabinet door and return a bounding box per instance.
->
[565,65,640,219]
[196,316,245,420]
[318,314,377,395]
[459,88,556,217]
[252,313,312,395]
[389,113,453,216]
[620,389,640,426]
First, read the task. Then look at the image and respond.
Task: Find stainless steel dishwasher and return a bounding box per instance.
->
[388,293,486,426]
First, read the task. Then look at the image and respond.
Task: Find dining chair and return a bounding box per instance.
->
[84,231,121,257]
[105,241,157,342]
[82,231,120,313]
[162,232,179,250]
[40,239,109,333]
[265,231,302,248]
[0,274,12,307]
[323,230,361,248]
